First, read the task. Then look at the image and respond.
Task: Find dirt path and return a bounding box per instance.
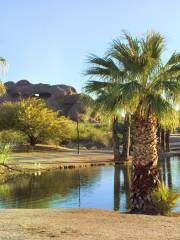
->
[0,209,179,240]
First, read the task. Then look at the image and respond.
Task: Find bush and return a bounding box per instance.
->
[74,123,111,148]
[0,144,12,165]
[0,99,75,146]
[151,183,180,215]
[0,130,27,146]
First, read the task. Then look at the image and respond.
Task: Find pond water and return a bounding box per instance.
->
[0,156,179,212]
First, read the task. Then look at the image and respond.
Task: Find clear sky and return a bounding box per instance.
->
[0,0,179,92]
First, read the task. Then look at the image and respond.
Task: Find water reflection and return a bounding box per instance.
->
[114,165,131,211]
[0,156,179,211]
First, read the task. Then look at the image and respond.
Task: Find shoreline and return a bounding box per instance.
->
[0,209,179,239]
[0,148,179,183]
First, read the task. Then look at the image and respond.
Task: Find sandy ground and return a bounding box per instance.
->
[0,209,179,240]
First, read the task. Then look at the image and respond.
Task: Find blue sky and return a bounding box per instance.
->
[0,0,179,92]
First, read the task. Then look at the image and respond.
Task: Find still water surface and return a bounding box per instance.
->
[0,156,179,212]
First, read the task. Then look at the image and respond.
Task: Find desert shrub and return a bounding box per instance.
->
[74,123,111,148]
[151,183,179,215]
[0,130,27,146]
[0,144,12,164]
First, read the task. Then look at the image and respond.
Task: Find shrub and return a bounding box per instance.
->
[151,183,180,215]
[74,123,111,148]
[0,144,12,165]
[0,99,75,147]
[0,130,27,146]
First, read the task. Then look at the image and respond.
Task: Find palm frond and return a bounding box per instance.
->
[120,80,142,101]
[153,79,180,98]
[167,52,180,65]
[123,31,140,55]
[84,80,113,94]
[142,94,174,118]
[141,31,165,60]
[85,54,125,80]
[110,41,147,74]
[94,90,123,114]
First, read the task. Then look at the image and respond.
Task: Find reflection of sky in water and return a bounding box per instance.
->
[0,156,179,212]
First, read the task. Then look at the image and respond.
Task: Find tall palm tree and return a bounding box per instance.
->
[85,31,180,213]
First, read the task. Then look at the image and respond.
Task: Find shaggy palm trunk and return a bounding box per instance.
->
[112,117,121,162]
[165,129,170,152]
[131,114,160,213]
[157,124,161,145]
[122,114,131,161]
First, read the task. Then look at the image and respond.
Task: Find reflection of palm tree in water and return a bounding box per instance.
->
[159,157,172,189]
[114,165,131,211]
[114,166,120,211]
[124,165,131,209]
[166,157,172,189]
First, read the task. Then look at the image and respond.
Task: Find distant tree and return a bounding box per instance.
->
[0,56,7,96]
[159,110,179,151]
[0,98,75,147]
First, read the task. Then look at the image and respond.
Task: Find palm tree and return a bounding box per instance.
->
[0,57,7,96]
[85,31,180,213]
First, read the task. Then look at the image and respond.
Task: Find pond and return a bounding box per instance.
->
[0,156,179,212]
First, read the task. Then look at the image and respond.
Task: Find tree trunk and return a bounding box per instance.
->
[29,136,37,147]
[112,117,121,162]
[165,129,170,152]
[121,114,131,161]
[131,113,160,213]
[161,128,165,150]
[157,124,161,145]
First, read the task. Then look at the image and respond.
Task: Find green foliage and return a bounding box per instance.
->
[0,130,27,146]
[151,183,180,215]
[0,98,75,146]
[75,123,111,148]
[159,110,180,131]
[0,102,19,130]
[85,31,180,119]
[0,144,12,165]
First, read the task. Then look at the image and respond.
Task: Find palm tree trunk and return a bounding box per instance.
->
[131,113,160,213]
[122,114,131,161]
[157,123,161,145]
[112,117,121,162]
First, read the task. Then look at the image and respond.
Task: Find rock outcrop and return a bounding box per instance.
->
[1,80,86,120]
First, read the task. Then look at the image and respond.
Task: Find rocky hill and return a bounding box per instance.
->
[0,80,86,120]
